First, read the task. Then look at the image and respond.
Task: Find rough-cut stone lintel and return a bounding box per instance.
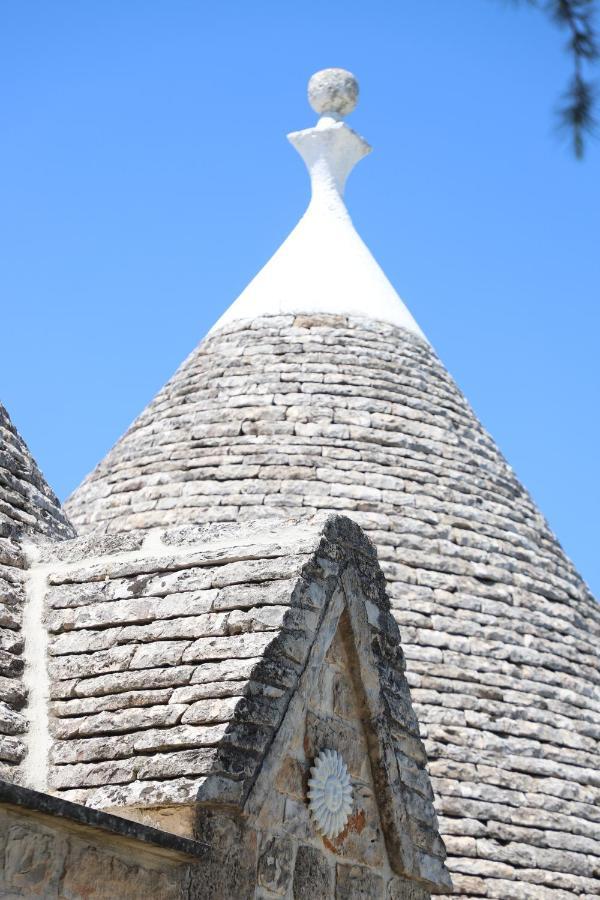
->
[0,778,207,862]
[39,512,376,576]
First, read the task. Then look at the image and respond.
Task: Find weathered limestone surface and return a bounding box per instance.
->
[0,402,74,783]
[65,315,600,897]
[35,513,449,897]
[43,519,321,817]
[184,510,449,898]
[0,806,190,900]
[0,403,72,543]
[0,789,441,899]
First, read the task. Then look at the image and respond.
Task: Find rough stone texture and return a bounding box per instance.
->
[0,787,436,900]
[336,863,384,899]
[0,403,73,542]
[293,844,333,898]
[0,402,74,783]
[247,546,446,894]
[387,874,430,900]
[64,314,600,898]
[257,833,295,894]
[0,801,186,898]
[38,513,448,895]
[42,518,321,819]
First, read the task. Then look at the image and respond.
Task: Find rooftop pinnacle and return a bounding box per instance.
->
[288,70,370,199]
[208,69,423,337]
[308,67,359,119]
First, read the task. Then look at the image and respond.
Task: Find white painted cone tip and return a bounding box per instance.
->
[208,69,426,341]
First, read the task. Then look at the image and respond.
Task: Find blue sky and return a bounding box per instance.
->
[1,1,599,595]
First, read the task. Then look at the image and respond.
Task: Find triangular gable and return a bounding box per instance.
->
[195,516,451,894]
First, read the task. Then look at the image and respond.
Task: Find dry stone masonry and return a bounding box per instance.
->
[1,67,598,898]
[65,313,600,897]
[0,403,74,784]
[0,510,450,898]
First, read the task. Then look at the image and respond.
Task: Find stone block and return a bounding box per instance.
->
[50,646,135,680]
[336,863,385,899]
[2,824,63,896]
[332,672,356,720]
[136,747,219,780]
[53,703,186,739]
[51,758,137,790]
[59,846,180,899]
[0,702,27,735]
[293,845,333,899]
[282,797,312,840]
[304,711,363,777]
[448,873,486,896]
[190,809,257,900]
[257,833,294,896]
[0,733,25,763]
[181,695,241,725]
[275,755,307,800]
[131,640,190,669]
[53,688,173,718]
[386,875,430,900]
[414,850,452,889]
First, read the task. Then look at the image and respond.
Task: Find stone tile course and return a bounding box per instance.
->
[30,513,449,896]
[0,402,74,783]
[61,314,600,896]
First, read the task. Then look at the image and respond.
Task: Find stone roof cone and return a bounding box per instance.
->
[0,401,74,782]
[65,70,600,897]
[1,401,74,542]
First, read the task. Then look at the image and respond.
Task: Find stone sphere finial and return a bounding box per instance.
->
[308,68,359,118]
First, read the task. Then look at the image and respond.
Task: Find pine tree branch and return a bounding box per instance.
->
[505,0,598,156]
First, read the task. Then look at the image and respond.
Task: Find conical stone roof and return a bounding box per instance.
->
[1,401,73,541]
[65,71,600,898]
[0,400,74,782]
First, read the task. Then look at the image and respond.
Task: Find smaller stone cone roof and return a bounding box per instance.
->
[0,400,74,785]
[0,402,73,541]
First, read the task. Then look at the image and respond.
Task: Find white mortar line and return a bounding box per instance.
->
[21,540,52,791]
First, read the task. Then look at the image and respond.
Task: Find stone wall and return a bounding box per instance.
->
[0,535,29,783]
[0,780,200,899]
[243,617,435,899]
[38,515,447,893]
[2,513,450,899]
[0,783,431,900]
[196,811,432,900]
[65,314,600,898]
[0,807,185,898]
